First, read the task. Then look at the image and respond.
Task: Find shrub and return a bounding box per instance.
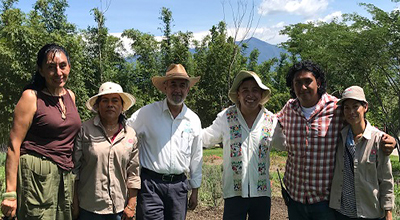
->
[199,164,223,207]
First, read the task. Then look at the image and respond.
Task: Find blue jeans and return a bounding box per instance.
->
[288,197,335,220]
[78,208,122,220]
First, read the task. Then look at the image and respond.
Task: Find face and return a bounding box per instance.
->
[97,94,123,121]
[292,70,320,107]
[237,79,263,112]
[39,51,70,90]
[343,99,367,126]
[164,79,189,106]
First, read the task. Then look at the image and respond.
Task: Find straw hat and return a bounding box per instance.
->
[86,82,136,112]
[338,85,368,105]
[228,70,271,105]
[152,64,200,93]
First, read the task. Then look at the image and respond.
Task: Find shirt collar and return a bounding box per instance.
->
[290,93,336,117]
[341,120,373,141]
[162,98,188,119]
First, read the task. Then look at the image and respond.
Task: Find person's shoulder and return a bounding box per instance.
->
[21,89,38,100]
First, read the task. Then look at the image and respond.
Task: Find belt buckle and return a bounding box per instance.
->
[162,174,174,182]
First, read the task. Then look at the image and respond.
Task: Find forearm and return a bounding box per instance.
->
[5,146,20,192]
[127,188,138,207]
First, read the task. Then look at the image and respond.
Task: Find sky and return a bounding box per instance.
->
[15,0,399,46]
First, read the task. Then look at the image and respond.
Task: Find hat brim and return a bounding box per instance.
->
[86,91,136,113]
[152,75,200,93]
[337,97,368,105]
[228,71,271,105]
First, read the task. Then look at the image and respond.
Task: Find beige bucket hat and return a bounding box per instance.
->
[228,70,271,105]
[86,82,136,112]
[152,64,200,93]
[338,85,368,105]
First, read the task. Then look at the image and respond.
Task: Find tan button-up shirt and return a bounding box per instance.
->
[73,115,140,214]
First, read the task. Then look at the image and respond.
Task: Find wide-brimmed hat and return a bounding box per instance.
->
[152,64,200,93]
[228,70,271,105]
[338,85,368,105]
[86,82,136,112]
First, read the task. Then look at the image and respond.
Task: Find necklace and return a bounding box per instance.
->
[105,124,119,132]
[45,88,67,120]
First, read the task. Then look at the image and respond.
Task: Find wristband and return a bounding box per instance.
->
[126,204,135,211]
[2,192,17,200]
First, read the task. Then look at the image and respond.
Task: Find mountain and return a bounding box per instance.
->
[238,37,287,64]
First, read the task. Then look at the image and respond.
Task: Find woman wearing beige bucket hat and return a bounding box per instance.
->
[203,70,285,220]
[73,82,140,220]
[329,86,394,220]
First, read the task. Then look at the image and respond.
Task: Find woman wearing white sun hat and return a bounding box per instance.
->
[73,82,140,220]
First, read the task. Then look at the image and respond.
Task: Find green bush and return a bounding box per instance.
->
[199,164,223,207]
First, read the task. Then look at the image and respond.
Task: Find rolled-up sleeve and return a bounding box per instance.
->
[126,133,141,189]
[189,130,203,189]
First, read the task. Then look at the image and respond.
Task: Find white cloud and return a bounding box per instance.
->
[305,11,343,23]
[258,0,329,18]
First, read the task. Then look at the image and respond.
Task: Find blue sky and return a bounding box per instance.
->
[16,0,399,45]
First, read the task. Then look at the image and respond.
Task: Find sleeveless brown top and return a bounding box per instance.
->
[20,89,81,171]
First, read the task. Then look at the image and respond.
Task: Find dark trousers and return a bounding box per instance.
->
[334,210,384,220]
[136,171,188,220]
[287,197,335,220]
[223,196,271,220]
[78,208,122,220]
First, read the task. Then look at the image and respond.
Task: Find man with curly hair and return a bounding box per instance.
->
[276,60,397,220]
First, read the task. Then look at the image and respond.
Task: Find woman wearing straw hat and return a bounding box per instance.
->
[73,82,140,220]
[329,86,394,220]
[203,70,285,220]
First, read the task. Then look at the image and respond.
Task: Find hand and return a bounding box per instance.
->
[122,205,135,220]
[72,202,79,219]
[1,198,17,218]
[385,210,392,220]
[188,188,198,210]
[380,134,396,156]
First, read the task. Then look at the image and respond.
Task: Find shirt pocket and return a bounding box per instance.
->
[180,130,194,156]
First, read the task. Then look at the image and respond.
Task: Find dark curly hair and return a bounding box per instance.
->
[286,60,327,99]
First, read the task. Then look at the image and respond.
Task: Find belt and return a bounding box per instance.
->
[141,168,185,183]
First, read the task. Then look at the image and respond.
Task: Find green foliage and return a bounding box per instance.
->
[203,147,223,158]
[199,164,223,207]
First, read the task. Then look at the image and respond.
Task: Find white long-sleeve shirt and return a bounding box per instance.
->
[127,99,202,188]
[203,105,285,199]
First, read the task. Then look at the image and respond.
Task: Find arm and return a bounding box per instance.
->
[72,128,84,219]
[1,90,37,218]
[377,138,394,216]
[123,133,140,219]
[188,188,199,210]
[202,113,224,148]
[271,121,287,151]
[122,189,138,220]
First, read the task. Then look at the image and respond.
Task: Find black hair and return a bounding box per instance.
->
[24,43,70,91]
[286,60,327,98]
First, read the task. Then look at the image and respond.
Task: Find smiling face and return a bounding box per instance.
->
[237,78,263,113]
[164,79,190,106]
[39,51,70,90]
[97,94,123,122]
[292,70,321,107]
[343,99,368,127]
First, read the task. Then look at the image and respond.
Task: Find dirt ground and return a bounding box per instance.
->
[188,157,288,220]
[186,196,288,220]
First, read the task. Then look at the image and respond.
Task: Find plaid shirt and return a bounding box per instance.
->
[277,93,342,204]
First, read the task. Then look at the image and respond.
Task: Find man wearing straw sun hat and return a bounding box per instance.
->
[127,64,202,220]
[202,70,285,220]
